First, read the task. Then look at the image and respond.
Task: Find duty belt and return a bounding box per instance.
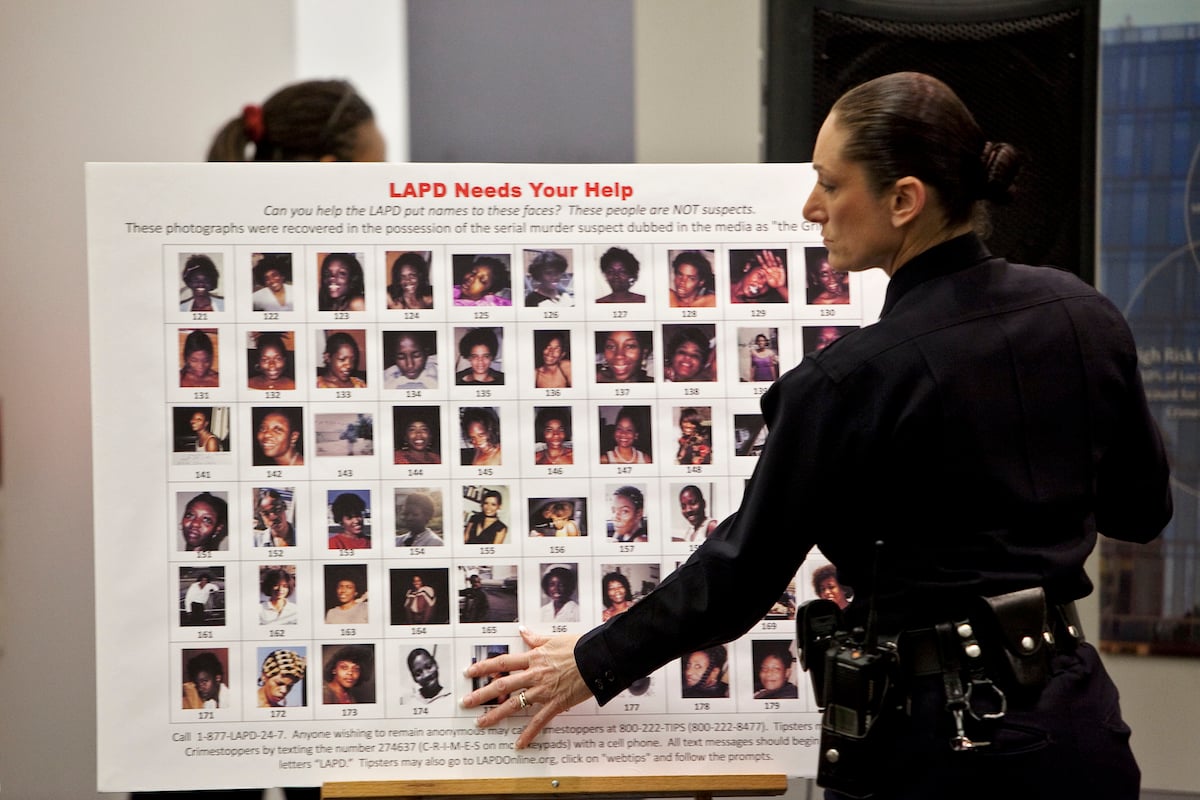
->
[899,594,1084,679]
[895,589,1084,751]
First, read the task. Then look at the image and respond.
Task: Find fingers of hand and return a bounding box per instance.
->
[466,651,528,679]
[474,698,516,728]
[463,666,527,711]
[473,684,539,730]
[462,655,493,679]
[519,626,551,648]
[460,684,492,710]
[488,669,531,703]
[516,703,562,749]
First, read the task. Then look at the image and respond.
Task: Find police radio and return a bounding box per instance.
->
[796,544,899,799]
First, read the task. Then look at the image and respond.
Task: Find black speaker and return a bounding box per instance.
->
[766,0,1099,282]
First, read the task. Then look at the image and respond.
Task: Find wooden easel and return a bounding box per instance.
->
[322,774,788,800]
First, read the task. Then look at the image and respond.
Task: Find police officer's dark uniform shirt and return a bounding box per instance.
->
[576,233,1171,703]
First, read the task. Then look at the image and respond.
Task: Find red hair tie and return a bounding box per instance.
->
[242,104,265,143]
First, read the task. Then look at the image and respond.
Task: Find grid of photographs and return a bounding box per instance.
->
[167,242,861,722]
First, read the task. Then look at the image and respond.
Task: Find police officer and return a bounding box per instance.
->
[462,73,1171,800]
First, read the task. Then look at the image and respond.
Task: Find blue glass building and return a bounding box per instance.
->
[1098,22,1200,655]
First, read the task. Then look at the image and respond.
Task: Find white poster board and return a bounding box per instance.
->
[87,163,883,792]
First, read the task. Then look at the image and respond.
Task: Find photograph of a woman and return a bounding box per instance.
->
[179,329,219,388]
[316,330,367,389]
[386,251,434,310]
[246,332,296,391]
[667,250,716,308]
[177,491,228,552]
[251,252,294,312]
[804,246,850,305]
[258,566,298,626]
[393,406,441,465]
[455,328,504,386]
[174,407,226,453]
[598,406,652,465]
[190,410,222,452]
[533,406,573,466]
[463,487,509,545]
[674,406,712,465]
[662,325,717,382]
[389,568,451,626]
[533,330,572,389]
[459,407,502,467]
[601,571,634,621]
[256,647,306,708]
[453,254,512,306]
[179,253,224,312]
[318,252,366,312]
[529,498,584,537]
[252,407,304,467]
[595,246,645,304]
[321,644,375,704]
[740,329,779,383]
[595,330,653,383]
[607,485,648,543]
[524,249,574,308]
[681,645,729,699]
[751,641,799,700]
[539,564,580,623]
[599,564,659,622]
[382,330,438,390]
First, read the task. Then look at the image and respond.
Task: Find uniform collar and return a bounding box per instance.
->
[880,233,992,317]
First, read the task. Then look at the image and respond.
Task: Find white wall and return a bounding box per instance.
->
[0,3,295,797]
[634,0,762,163]
[295,0,408,161]
[0,1,411,795]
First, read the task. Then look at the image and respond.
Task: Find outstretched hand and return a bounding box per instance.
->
[755,250,787,290]
[461,626,593,749]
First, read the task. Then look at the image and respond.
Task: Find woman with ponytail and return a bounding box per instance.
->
[207,79,385,163]
[464,72,1171,800]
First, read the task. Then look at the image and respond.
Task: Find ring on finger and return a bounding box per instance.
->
[518,690,528,709]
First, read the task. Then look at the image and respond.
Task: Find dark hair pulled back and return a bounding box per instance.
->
[831,72,1021,227]
[207,80,373,162]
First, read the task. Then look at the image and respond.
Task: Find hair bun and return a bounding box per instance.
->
[980,141,1022,204]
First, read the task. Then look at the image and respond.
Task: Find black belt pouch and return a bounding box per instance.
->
[970,587,1051,692]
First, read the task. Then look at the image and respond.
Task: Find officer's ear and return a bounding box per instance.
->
[888,176,927,228]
